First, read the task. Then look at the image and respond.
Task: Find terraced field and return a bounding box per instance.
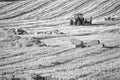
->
[0,0,120,80]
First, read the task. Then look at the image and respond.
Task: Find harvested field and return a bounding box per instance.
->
[0,0,120,80]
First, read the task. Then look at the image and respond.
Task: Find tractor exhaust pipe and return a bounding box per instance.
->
[90,16,92,24]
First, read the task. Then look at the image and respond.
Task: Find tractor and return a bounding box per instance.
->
[70,13,92,26]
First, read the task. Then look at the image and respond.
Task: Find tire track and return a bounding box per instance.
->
[84,0,111,15]
[0,46,73,67]
[0,0,33,15]
[0,0,55,20]
[0,2,16,9]
[42,0,96,20]
[94,1,120,18]
[36,48,120,80]
[1,0,120,21]
[39,47,120,73]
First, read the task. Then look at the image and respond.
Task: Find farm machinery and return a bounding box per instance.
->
[70,13,92,26]
[104,16,120,21]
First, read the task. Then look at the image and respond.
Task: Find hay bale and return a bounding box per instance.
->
[70,38,85,48]
[37,31,45,34]
[53,30,59,33]
[31,74,46,80]
[19,37,29,47]
[70,38,83,45]
[17,28,28,35]
[30,37,47,47]
[85,40,100,47]
[53,30,64,34]
[19,37,35,47]
[45,31,52,34]
[102,44,119,48]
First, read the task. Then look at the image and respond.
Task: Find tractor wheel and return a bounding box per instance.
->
[70,20,74,25]
[90,16,92,25]
[74,19,78,25]
[77,20,81,25]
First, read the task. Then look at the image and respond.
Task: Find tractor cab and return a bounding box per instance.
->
[74,13,84,19]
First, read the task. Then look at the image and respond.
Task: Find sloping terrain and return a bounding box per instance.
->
[0,0,120,24]
[0,26,120,80]
[0,0,120,80]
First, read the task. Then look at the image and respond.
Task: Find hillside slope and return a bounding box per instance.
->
[0,0,120,22]
[1,0,120,80]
